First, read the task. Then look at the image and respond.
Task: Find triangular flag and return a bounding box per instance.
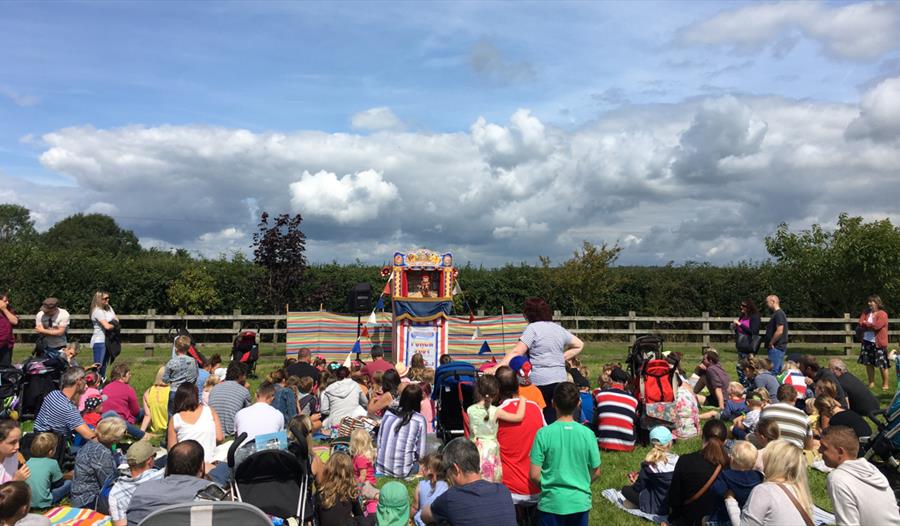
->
[471,326,481,340]
[361,326,369,338]
[375,296,385,310]
[469,312,475,324]
[478,341,491,355]
[453,281,462,295]
[491,355,497,363]
[367,311,377,325]
[345,340,360,368]
[382,279,391,295]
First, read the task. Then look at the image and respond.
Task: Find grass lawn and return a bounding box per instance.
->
[46,341,895,526]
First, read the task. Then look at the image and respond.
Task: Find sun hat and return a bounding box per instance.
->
[395,363,409,378]
[649,426,673,446]
[376,481,410,526]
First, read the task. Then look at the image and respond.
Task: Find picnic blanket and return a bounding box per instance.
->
[600,488,837,526]
[45,507,111,526]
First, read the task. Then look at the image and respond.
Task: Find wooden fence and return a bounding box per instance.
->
[12,310,885,354]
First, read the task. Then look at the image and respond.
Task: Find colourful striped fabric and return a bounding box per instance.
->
[286,311,528,360]
[45,506,112,526]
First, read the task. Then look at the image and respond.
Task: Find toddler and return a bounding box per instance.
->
[77,372,102,412]
[349,428,379,516]
[720,382,748,421]
[710,440,763,525]
[81,396,103,428]
[24,433,70,509]
[202,374,219,405]
[411,453,448,526]
[465,375,526,482]
[805,398,820,435]
[621,426,678,514]
[731,392,765,440]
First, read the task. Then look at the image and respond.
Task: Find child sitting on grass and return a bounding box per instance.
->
[720,382,748,421]
[530,382,602,524]
[621,426,678,514]
[349,428,379,516]
[411,452,448,526]
[77,371,102,412]
[708,440,763,526]
[24,433,70,509]
[81,396,103,428]
[805,398,820,436]
[731,390,767,440]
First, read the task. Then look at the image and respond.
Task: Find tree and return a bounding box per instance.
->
[167,266,221,315]
[42,213,141,256]
[541,241,624,315]
[0,204,37,244]
[252,212,307,313]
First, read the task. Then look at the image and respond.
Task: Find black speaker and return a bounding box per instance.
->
[348,283,372,314]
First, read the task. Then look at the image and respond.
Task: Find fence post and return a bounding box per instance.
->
[477,310,485,317]
[273,316,280,348]
[232,309,241,335]
[843,313,852,356]
[628,311,637,345]
[702,311,710,350]
[144,309,155,357]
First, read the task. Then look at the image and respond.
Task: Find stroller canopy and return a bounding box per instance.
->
[432,362,477,400]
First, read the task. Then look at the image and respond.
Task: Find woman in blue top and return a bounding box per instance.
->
[499,298,584,423]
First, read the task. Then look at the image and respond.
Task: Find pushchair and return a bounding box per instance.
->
[227,425,315,523]
[232,329,259,379]
[625,336,680,443]
[0,366,22,419]
[168,325,207,367]
[862,391,900,507]
[19,357,63,420]
[432,361,478,444]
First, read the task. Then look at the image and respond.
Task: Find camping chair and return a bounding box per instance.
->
[138,501,271,526]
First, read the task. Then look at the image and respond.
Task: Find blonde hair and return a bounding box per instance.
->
[204,374,220,390]
[319,452,358,509]
[174,335,191,354]
[804,398,818,416]
[814,395,838,418]
[153,366,167,386]
[727,382,745,398]
[644,443,672,465]
[730,440,758,471]
[750,388,770,404]
[761,440,813,517]
[96,416,127,446]
[349,428,375,463]
[89,291,110,313]
[29,433,58,458]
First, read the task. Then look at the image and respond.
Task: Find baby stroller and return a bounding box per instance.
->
[227,427,315,523]
[168,325,207,367]
[18,357,63,420]
[625,336,680,443]
[863,392,900,507]
[433,361,478,444]
[232,329,259,379]
[0,366,22,419]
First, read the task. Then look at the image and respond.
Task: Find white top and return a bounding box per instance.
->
[0,454,17,483]
[863,312,875,342]
[90,307,116,345]
[34,308,70,348]
[234,402,285,442]
[173,405,217,462]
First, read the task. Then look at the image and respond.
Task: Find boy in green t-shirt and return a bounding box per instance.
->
[25,432,70,509]
[530,382,601,525]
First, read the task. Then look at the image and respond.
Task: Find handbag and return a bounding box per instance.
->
[684,464,722,504]
[776,483,814,526]
[735,333,762,354]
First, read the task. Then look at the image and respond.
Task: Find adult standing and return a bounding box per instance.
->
[495,366,545,515]
[764,295,788,375]
[666,420,730,526]
[499,298,583,423]
[33,298,69,360]
[857,295,890,391]
[732,298,761,389]
[89,291,116,377]
[827,358,881,419]
[0,293,18,367]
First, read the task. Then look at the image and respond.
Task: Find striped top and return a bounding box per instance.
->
[375,410,427,478]
[760,402,809,448]
[34,389,84,436]
[208,380,251,435]
[592,387,638,451]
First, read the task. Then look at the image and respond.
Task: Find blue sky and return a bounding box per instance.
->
[1,1,899,265]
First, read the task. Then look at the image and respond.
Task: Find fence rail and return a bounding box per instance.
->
[11,310,883,353]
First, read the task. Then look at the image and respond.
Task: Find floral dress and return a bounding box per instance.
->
[466,403,503,482]
[672,384,700,440]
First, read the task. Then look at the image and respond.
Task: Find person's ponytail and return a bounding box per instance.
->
[700,419,729,467]
[0,481,30,524]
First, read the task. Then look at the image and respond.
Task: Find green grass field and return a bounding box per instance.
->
[60,341,895,525]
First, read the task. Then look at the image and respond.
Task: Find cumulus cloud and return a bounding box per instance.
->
[679,2,900,61]
[846,76,900,141]
[17,88,900,266]
[350,107,404,131]
[289,169,399,224]
[469,39,536,84]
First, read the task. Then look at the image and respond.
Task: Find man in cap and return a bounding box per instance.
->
[34,297,69,358]
[108,440,164,526]
[509,356,546,409]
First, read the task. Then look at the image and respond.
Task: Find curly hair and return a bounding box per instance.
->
[319,452,358,509]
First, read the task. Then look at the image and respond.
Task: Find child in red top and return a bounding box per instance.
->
[349,428,379,515]
[82,396,103,428]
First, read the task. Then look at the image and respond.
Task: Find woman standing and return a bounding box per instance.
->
[733,299,761,389]
[0,293,18,367]
[89,292,117,377]
[858,295,890,391]
[499,298,584,423]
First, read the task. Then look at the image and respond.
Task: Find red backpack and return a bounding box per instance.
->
[643,359,675,403]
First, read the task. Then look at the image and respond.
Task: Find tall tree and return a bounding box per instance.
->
[167,265,222,315]
[252,212,307,313]
[0,204,37,244]
[43,213,141,256]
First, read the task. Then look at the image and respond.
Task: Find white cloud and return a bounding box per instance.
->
[679,2,900,60]
[0,86,39,107]
[469,39,536,84]
[85,202,120,215]
[350,107,404,131]
[846,76,900,141]
[289,169,399,224]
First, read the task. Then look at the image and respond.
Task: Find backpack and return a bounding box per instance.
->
[643,359,675,404]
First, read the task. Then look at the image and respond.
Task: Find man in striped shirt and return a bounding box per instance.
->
[34,366,96,442]
[207,361,251,435]
[592,368,638,452]
[757,384,810,449]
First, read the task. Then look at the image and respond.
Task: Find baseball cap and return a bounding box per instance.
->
[509,356,533,385]
[126,440,158,465]
[649,426,673,446]
[41,297,59,309]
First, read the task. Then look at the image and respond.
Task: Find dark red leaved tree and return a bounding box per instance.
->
[252,212,307,313]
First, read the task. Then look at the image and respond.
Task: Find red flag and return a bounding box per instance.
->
[469,312,475,324]
[383,279,391,295]
[361,326,370,338]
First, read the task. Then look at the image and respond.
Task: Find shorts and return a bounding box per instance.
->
[858,340,889,369]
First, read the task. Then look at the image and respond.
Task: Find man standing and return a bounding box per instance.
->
[495,366,545,513]
[234,383,284,442]
[764,295,788,374]
[208,361,251,436]
[819,426,900,525]
[0,292,18,366]
[421,438,517,526]
[360,345,393,381]
[108,440,164,526]
[828,359,879,418]
[34,366,96,442]
[34,297,69,359]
